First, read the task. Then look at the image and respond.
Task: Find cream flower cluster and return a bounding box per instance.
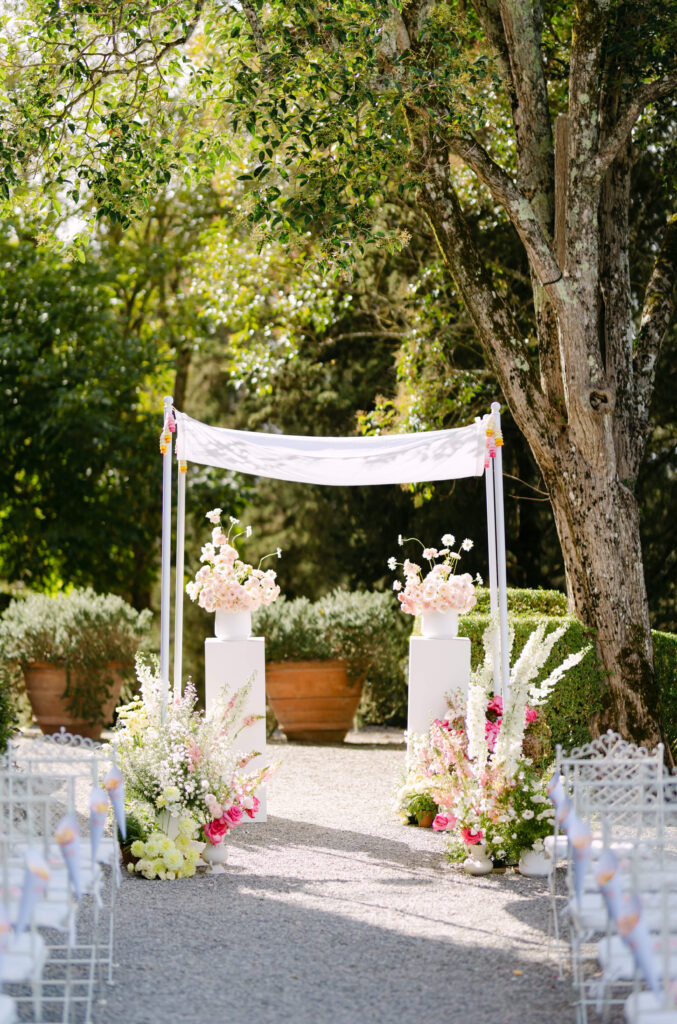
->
[186,510,281,613]
[129,819,202,880]
[390,534,477,617]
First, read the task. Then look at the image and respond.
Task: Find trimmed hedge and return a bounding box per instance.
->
[653,630,677,754]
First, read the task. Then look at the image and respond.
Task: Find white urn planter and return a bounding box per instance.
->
[462,844,493,875]
[214,608,252,641]
[201,841,228,874]
[420,609,459,639]
[518,847,552,877]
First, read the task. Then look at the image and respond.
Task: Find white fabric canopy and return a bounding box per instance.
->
[174,410,487,486]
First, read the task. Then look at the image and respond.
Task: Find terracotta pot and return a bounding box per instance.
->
[23,662,127,740]
[265,660,363,743]
[417,811,435,828]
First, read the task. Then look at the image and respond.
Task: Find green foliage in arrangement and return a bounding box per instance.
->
[253,590,410,725]
[0,589,152,724]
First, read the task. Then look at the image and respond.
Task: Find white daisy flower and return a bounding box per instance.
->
[442,533,455,546]
[461,538,474,551]
[387,556,397,570]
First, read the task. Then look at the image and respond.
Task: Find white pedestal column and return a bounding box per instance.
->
[407,636,471,736]
[205,637,267,822]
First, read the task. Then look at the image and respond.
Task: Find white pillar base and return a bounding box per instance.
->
[205,637,267,822]
[407,636,471,736]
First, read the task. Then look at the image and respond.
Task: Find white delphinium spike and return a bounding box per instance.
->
[466,616,498,768]
[529,646,591,705]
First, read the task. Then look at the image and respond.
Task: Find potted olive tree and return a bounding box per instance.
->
[253,590,408,743]
[0,588,151,739]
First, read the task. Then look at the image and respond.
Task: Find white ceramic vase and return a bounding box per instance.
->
[156,811,180,840]
[214,608,252,641]
[201,841,228,874]
[518,847,552,877]
[421,609,459,639]
[462,844,493,875]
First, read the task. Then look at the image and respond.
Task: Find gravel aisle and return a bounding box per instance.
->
[97,731,576,1024]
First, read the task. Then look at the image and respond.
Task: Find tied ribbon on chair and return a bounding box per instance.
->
[617,892,662,1002]
[14,848,50,936]
[565,812,593,904]
[595,849,624,921]
[89,787,109,865]
[103,766,126,840]
[0,906,10,991]
[54,814,82,900]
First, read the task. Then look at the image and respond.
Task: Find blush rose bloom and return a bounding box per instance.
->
[203,818,229,845]
[432,813,458,832]
[222,805,244,828]
[461,827,484,845]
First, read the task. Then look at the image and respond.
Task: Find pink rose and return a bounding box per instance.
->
[525,705,538,724]
[203,818,229,845]
[461,827,484,845]
[487,696,503,716]
[222,805,244,828]
[432,813,457,832]
[243,796,260,819]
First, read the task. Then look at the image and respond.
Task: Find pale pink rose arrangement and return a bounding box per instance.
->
[186,508,281,613]
[388,533,478,617]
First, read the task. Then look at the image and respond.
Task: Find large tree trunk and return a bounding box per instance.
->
[416,150,671,749]
[532,430,662,748]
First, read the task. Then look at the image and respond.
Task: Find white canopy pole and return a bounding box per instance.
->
[484,451,501,695]
[159,395,173,720]
[173,457,187,698]
[491,402,511,699]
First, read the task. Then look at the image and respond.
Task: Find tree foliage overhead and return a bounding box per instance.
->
[1,0,676,744]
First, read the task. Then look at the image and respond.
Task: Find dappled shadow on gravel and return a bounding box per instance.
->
[98,869,574,1024]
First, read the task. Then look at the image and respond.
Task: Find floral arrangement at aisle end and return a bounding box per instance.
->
[186,508,281,613]
[388,533,479,616]
[396,619,590,865]
[115,657,277,880]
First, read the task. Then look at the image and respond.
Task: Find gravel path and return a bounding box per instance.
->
[95,730,577,1024]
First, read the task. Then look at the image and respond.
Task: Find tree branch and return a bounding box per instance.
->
[633,212,677,456]
[596,74,677,177]
[495,0,554,232]
[415,151,550,445]
[445,132,567,299]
